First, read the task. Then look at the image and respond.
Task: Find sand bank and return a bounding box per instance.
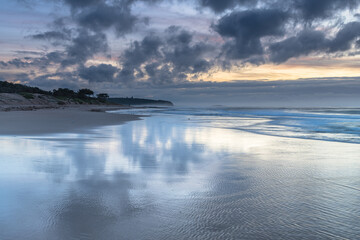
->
[0,106,140,135]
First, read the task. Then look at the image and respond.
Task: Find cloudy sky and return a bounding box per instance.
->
[1,0,360,106]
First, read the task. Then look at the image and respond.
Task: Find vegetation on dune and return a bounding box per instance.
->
[0,80,173,106]
[0,81,106,104]
[0,81,50,95]
[19,92,35,99]
[77,88,94,99]
[97,93,109,103]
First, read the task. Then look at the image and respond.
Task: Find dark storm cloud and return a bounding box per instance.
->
[163,27,214,73]
[293,0,359,21]
[329,22,360,53]
[213,9,288,60]
[198,0,360,21]
[61,0,161,37]
[118,26,215,84]
[214,9,288,39]
[118,34,162,83]
[144,63,175,85]
[75,2,138,36]
[21,0,145,71]
[269,21,360,63]
[269,30,328,63]
[61,30,108,67]
[78,64,118,82]
[122,35,162,68]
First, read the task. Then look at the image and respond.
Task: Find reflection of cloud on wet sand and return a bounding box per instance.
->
[0,117,220,238]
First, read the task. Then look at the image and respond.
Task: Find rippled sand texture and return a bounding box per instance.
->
[1,114,360,239]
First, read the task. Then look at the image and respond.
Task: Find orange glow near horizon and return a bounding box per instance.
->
[207,56,360,82]
[209,65,360,82]
[3,55,360,84]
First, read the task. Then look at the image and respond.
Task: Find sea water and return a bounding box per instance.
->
[0,108,360,239]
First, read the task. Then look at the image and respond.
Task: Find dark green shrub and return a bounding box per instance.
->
[19,92,34,99]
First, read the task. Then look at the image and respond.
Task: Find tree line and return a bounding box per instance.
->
[0,81,109,102]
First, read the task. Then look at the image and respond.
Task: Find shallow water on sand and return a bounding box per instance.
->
[1,112,360,239]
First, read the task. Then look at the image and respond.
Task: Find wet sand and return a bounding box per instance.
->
[0,106,140,135]
[1,113,360,239]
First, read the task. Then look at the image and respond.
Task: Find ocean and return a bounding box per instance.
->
[119,107,360,144]
[1,107,360,239]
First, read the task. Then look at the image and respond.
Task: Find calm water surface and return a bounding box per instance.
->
[1,108,360,239]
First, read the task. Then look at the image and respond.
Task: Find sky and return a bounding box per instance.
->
[1,0,360,106]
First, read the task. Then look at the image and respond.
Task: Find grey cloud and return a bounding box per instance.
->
[122,35,162,68]
[8,58,32,68]
[198,0,359,22]
[117,68,136,84]
[269,30,328,63]
[76,2,138,36]
[4,29,109,70]
[44,51,64,63]
[28,17,73,46]
[293,0,359,21]
[329,22,360,53]
[214,9,288,38]
[214,9,288,60]
[198,0,256,13]
[63,0,102,9]
[1,58,31,68]
[31,31,70,41]
[0,72,31,83]
[30,72,81,90]
[14,51,43,56]
[269,22,360,63]
[79,64,118,82]
[118,34,162,83]
[0,51,64,70]
[144,64,177,85]
[62,30,108,67]
[118,27,215,85]
[26,0,143,70]
[164,27,214,73]
[28,51,65,69]
[0,68,99,91]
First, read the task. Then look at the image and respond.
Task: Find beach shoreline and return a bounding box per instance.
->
[0,105,141,136]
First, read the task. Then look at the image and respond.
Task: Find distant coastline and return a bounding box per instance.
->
[108,97,173,106]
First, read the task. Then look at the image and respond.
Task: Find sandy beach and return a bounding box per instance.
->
[0,106,140,135]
